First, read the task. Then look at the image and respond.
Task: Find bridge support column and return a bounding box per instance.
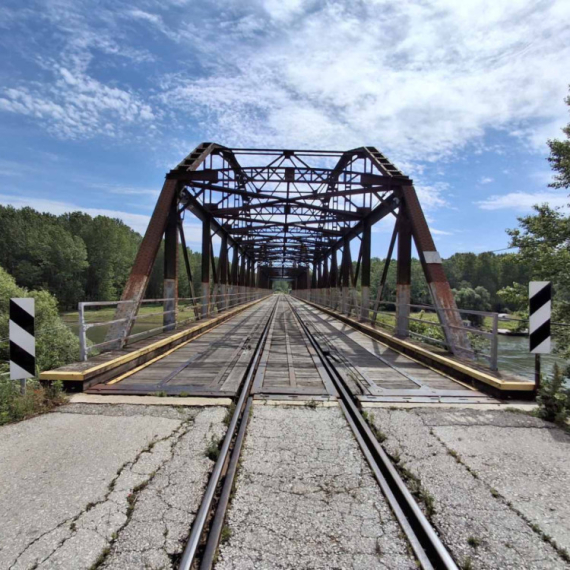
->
[341,237,351,315]
[330,251,338,311]
[163,199,179,332]
[201,218,211,318]
[360,221,371,322]
[396,213,411,338]
[231,246,239,307]
[322,257,329,309]
[219,232,228,311]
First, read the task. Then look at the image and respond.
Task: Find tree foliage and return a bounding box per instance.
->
[547,87,570,190]
[506,89,570,363]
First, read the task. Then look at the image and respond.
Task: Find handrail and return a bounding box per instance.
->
[78,289,271,361]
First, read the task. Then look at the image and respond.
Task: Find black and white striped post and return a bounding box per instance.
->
[529,281,551,391]
[9,298,35,392]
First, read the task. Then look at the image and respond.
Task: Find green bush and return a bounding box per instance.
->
[0,377,65,425]
[536,364,570,425]
[0,265,80,372]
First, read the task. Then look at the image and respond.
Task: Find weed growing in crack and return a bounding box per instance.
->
[221,525,232,544]
[206,436,222,462]
[468,536,481,548]
[69,522,76,532]
[89,546,110,570]
[490,488,500,498]
[447,449,460,462]
[420,488,436,517]
[85,502,96,512]
[305,399,318,409]
[461,556,473,570]
[223,402,236,426]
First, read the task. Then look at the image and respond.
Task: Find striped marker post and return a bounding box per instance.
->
[529,281,551,390]
[9,298,35,392]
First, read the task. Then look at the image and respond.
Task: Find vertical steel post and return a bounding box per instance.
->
[490,313,499,371]
[78,303,87,361]
[341,237,351,315]
[396,213,412,338]
[231,245,239,307]
[163,199,178,332]
[322,257,330,308]
[360,221,371,322]
[330,250,338,310]
[239,253,246,304]
[201,217,211,318]
[246,257,253,302]
[219,232,228,311]
[535,354,541,392]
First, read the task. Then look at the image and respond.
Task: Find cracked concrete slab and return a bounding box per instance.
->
[100,406,226,569]
[369,408,570,570]
[0,404,224,570]
[215,406,416,570]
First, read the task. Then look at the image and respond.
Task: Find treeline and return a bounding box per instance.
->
[0,206,205,310]
[0,205,531,314]
[369,251,531,312]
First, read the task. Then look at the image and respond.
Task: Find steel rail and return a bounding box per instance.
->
[178,296,279,570]
[287,297,459,570]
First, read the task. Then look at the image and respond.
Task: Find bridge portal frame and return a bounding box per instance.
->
[106,143,469,358]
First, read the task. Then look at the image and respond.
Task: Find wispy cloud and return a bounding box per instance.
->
[476,191,569,211]
[160,0,570,161]
[479,176,494,184]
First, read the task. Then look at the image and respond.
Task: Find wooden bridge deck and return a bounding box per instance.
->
[52,294,534,403]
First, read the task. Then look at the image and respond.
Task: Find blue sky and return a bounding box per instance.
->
[0,0,569,258]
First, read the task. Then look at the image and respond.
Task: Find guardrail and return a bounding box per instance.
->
[78,289,269,361]
[293,288,501,370]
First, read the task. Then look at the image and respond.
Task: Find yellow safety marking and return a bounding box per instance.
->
[39,298,266,382]
[106,318,228,385]
[304,300,533,392]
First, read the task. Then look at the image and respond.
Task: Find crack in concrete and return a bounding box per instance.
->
[370,408,569,570]
[7,417,195,570]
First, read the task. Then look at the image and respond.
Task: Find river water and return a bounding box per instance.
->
[497,335,566,380]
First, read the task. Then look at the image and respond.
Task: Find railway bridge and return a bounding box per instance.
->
[33,145,551,570]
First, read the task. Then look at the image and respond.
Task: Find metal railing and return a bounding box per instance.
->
[293,288,501,371]
[78,288,270,361]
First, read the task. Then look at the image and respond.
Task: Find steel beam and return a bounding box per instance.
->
[396,212,412,338]
[201,217,211,318]
[163,198,178,332]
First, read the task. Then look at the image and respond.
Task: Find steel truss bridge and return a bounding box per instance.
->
[107,143,469,356]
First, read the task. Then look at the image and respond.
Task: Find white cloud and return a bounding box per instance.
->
[431,228,454,236]
[476,192,569,211]
[0,66,155,139]
[161,0,570,164]
[479,176,494,184]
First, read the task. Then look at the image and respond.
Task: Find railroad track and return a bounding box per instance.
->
[177,294,459,570]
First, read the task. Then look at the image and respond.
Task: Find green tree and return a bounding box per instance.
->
[452,286,491,326]
[0,207,88,309]
[547,87,570,189]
